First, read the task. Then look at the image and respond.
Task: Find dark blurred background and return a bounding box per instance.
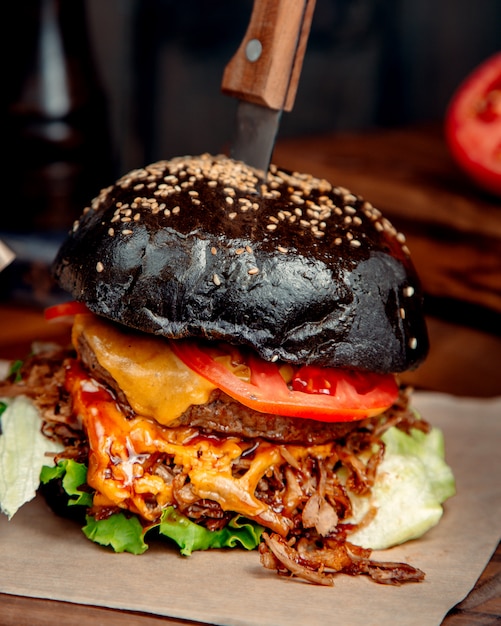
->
[1,0,500,303]
[3,0,500,228]
[96,0,501,172]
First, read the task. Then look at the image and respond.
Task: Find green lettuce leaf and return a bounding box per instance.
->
[41,458,263,556]
[83,512,149,554]
[345,423,456,550]
[153,506,264,555]
[81,507,263,556]
[40,459,93,508]
[0,396,64,519]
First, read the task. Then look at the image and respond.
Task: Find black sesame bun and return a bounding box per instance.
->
[52,153,428,373]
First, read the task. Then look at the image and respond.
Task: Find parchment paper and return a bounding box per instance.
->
[1,392,500,626]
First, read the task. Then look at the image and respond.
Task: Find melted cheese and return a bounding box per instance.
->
[72,314,217,425]
[66,363,335,536]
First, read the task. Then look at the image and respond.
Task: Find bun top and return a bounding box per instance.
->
[52,153,428,373]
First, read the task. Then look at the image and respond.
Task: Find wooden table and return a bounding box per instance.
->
[1,125,500,624]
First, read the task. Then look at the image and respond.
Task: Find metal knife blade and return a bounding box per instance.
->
[0,239,15,273]
[229,101,281,172]
[222,0,316,173]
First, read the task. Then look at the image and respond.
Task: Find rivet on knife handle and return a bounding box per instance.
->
[222,0,316,111]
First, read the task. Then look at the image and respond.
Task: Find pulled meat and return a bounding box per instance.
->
[1,344,429,586]
[260,533,425,586]
[0,346,87,459]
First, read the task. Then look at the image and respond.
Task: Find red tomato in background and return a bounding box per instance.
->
[445,52,501,198]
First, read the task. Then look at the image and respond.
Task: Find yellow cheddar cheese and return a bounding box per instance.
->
[72,314,217,425]
[66,363,295,534]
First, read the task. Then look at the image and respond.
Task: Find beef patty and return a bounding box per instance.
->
[76,331,361,445]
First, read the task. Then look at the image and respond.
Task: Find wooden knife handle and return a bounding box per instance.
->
[221,0,316,111]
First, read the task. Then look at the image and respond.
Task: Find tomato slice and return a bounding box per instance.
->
[170,339,399,423]
[445,52,501,197]
[44,301,91,323]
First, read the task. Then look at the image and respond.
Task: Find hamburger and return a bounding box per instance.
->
[0,153,455,586]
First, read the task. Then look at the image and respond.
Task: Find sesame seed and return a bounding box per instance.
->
[278,246,288,253]
[245,245,253,254]
[164,209,171,217]
[404,286,415,297]
[108,228,115,236]
[213,273,221,286]
[271,355,279,362]
[211,246,217,255]
[266,224,277,231]
[399,308,406,319]
[396,232,406,243]
[235,248,244,255]
[409,337,418,350]
[228,212,237,219]
[248,267,259,275]
[96,261,104,273]
[122,229,133,235]
[350,239,361,247]
[334,237,342,245]
[172,206,180,214]
[226,196,234,205]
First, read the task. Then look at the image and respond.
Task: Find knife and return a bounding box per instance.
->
[221,0,316,172]
[0,239,15,273]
